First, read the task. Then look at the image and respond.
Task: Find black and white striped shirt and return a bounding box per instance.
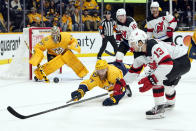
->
[99,18,116,36]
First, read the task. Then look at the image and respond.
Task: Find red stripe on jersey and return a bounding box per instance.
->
[116,59,123,62]
[129,65,143,74]
[147,28,154,32]
[158,55,173,65]
[169,18,177,24]
[162,17,165,20]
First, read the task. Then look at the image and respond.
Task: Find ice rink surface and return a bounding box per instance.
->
[0,56,196,131]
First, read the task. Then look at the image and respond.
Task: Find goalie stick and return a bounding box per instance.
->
[7,93,108,119]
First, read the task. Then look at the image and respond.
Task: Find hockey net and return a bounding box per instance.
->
[1,27,53,80]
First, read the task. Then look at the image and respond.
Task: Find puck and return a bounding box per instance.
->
[53,77,59,83]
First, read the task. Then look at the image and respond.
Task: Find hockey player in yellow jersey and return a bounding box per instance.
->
[29,26,89,81]
[71,60,132,106]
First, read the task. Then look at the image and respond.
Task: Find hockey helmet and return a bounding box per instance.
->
[150,1,159,8]
[150,1,160,15]
[51,26,60,43]
[129,29,147,52]
[95,60,108,70]
[116,8,126,18]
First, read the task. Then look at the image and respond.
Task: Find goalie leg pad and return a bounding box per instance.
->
[29,49,44,66]
[61,50,89,78]
[34,55,64,80]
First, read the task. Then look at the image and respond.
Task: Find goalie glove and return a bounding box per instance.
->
[138,74,158,93]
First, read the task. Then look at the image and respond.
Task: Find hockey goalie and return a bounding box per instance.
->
[29,26,89,81]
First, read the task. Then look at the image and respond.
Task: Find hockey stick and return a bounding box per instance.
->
[7,93,108,119]
[105,50,115,56]
[24,41,49,83]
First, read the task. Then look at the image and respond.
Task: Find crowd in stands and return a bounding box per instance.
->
[0,0,195,32]
[157,0,194,31]
[0,0,102,32]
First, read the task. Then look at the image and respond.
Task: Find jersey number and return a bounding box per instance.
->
[131,24,137,30]
[154,48,164,58]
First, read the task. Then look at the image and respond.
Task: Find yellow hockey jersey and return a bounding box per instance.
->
[34,32,80,56]
[80,64,124,91]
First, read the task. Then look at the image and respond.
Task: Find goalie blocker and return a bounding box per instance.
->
[31,50,89,80]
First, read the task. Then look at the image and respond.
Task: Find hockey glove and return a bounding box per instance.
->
[103,97,117,106]
[138,74,158,93]
[113,79,126,96]
[116,32,123,42]
[166,27,174,38]
[71,89,85,101]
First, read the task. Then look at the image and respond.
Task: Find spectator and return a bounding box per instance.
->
[82,0,99,15]
[10,0,23,31]
[82,9,92,31]
[66,0,76,16]
[91,11,101,31]
[71,8,82,31]
[184,5,193,28]
[0,12,7,32]
[27,7,49,27]
[75,0,82,10]
[11,0,22,10]
[61,11,72,31]
[52,17,59,27]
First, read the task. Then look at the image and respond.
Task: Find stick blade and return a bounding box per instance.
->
[7,106,27,119]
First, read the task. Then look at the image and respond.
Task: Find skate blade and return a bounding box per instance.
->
[146,113,165,119]
[164,107,175,111]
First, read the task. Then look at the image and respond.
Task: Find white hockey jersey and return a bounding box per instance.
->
[147,12,177,40]
[116,16,138,40]
[124,39,187,85]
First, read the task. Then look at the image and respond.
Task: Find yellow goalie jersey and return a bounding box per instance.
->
[34,32,80,56]
[80,64,124,91]
[30,32,88,79]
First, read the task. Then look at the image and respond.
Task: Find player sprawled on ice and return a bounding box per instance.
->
[124,29,191,119]
[71,60,132,106]
[146,1,177,42]
[29,26,88,82]
[115,8,138,62]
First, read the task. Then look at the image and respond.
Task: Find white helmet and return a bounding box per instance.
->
[116,8,126,18]
[150,1,159,8]
[129,29,147,51]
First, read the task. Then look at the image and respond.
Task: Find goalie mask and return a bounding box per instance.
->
[51,26,60,43]
[129,29,147,52]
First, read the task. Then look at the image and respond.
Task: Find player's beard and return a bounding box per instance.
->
[98,73,107,81]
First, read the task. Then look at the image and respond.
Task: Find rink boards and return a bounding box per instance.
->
[0,31,194,65]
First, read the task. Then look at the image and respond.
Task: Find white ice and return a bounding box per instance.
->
[0,56,196,131]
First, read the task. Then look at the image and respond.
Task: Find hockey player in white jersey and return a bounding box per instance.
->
[124,29,191,119]
[115,8,138,62]
[147,1,177,42]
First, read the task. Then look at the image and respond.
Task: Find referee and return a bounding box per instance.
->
[97,11,118,60]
